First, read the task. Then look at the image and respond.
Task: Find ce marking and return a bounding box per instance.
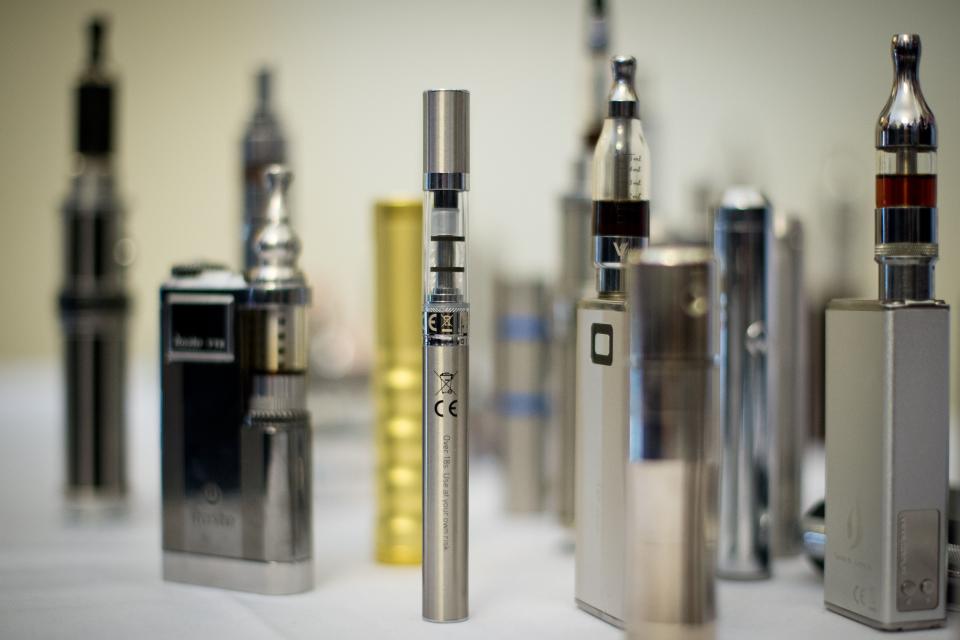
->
[427,313,455,334]
[433,399,459,418]
[433,370,458,418]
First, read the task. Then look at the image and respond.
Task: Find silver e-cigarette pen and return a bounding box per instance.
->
[58,17,130,503]
[713,187,774,580]
[625,246,720,640]
[422,89,470,623]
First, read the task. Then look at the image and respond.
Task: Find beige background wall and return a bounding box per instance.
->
[1,0,959,474]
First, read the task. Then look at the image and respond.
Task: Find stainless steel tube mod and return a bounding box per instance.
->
[713,187,773,580]
[422,89,470,623]
[495,278,550,513]
[575,55,650,628]
[161,166,313,594]
[625,246,720,640]
[553,0,610,529]
[58,17,129,503]
[771,214,807,557]
[825,34,948,631]
[242,68,287,271]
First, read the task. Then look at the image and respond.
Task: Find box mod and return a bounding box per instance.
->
[824,301,948,629]
[161,168,312,595]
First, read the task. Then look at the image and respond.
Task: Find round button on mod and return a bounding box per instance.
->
[901,580,917,596]
[920,579,935,595]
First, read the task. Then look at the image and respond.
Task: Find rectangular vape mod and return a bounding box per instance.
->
[161,167,313,595]
[824,34,948,631]
[575,55,650,628]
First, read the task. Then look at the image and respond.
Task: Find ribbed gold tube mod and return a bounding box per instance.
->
[373,198,423,564]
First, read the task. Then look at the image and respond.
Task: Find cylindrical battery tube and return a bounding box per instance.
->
[625,246,719,640]
[495,278,550,513]
[422,89,470,623]
[713,186,773,580]
[373,199,423,564]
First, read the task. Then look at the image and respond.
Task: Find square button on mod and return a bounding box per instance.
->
[591,323,613,366]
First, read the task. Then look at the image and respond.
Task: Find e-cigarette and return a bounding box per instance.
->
[575,55,650,628]
[824,34,948,630]
[771,214,807,557]
[161,166,313,595]
[241,68,287,271]
[495,278,549,513]
[554,0,610,529]
[422,89,470,623]
[58,17,129,502]
[373,198,423,565]
[625,246,720,640]
[713,187,773,580]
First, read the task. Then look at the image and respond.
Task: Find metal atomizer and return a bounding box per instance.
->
[495,278,550,513]
[241,68,287,271]
[575,55,650,628]
[625,247,720,640]
[824,34,948,631]
[58,18,130,503]
[422,89,470,623]
[713,187,773,580]
[553,0,610,528]
[373,198,423,565]
[161,166,313,595]
[771,214,807,557]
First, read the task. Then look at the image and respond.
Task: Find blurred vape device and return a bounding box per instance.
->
[422,89,470,622]
[804,488,959,612]
[373,198,423,565]
[625,246,719,640]
[554,0,610,528]
[160,167,313,595]
[242,68,287,271]
[575,55,650,628]
[824,34,948,630]
[58,17,129,502]
[771,214,807,557]
[495,278,550,513]
[713,186,773,580]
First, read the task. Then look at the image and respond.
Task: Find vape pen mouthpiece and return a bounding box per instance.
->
[247,165,303,284]
[877,34,936,149]
[257,68,272,112]
[588,0,608,53]
[608,56,638,118]
[88,18,105,68]
[423,89,470,190]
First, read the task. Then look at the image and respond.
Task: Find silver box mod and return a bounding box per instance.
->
[824,301,948,629]
[161,168,313,595]
[625,247,719,640]
[713,187,773,580]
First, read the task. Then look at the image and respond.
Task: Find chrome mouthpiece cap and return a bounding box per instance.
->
[423,89,470,191]
[608,56,638,118]
[877,34,936,149]
[247,165,304,285]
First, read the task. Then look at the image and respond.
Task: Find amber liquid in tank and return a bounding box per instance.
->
[875,174,936,208]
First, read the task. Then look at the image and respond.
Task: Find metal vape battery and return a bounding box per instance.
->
[824,34,948,631]
[241,68,287,271]
[422,89,470,623]
[625,247,719,640]
[161,166,313,595]
[495,278,550,513]
[713,186,773,580]
[575,55,650,628]
[771,214,807,557]
[58,17,130,502]
[373,198,423,565]
[553,0,610,528]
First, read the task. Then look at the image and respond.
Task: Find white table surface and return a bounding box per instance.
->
[0,360,956,639]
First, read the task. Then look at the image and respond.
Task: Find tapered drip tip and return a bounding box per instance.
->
[608,56,638,118]
[88,18,105,67]
[248,165,302,283]
[877,34,936,149]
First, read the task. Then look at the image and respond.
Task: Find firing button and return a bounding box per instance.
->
[920,579,935,595]
[901,580,917,596]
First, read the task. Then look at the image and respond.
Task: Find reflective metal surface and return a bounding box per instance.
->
[423,90,469,184]
[713,187,773,580]
[625,246,719,640]
[876,35,936,149]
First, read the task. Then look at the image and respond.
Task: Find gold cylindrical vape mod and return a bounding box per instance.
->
[373,198,423,565]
